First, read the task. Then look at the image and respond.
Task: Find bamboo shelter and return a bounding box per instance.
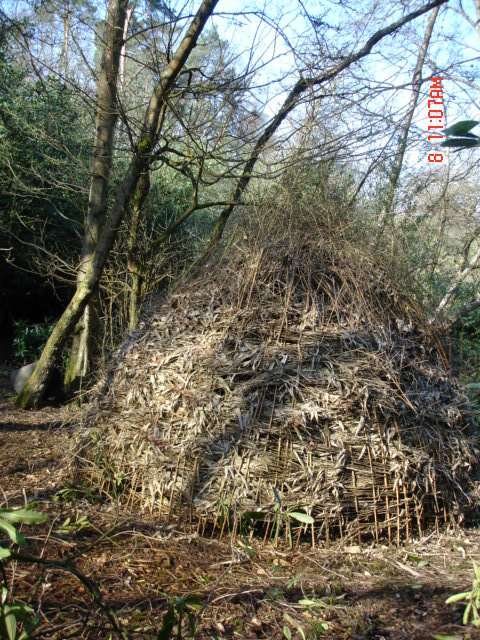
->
[78,236,479,545]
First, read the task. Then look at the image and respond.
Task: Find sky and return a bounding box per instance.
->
[208,1,479,169]
[2,0,479,174]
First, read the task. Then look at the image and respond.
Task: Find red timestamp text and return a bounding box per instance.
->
[428,77,444,163]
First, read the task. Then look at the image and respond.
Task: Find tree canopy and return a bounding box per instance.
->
[1,0,479,405]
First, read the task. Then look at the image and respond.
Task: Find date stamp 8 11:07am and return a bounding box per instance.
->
[428,77,444,163]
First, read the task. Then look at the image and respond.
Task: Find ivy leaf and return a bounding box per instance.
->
[440,138,480,148]
[442,120,479,136]
[288,512,315,524]
[447,132,479,140]
[3,604,17,640]
[0,518,26,547]
[0,509,48,525]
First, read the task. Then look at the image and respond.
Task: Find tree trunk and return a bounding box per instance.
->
[63,292,100,388]
[127,169,150,331]
[383,5,440,218]
[475,0,480,37]
[16,0,219,408]
[58,0,71,77]
[64,0,129,392]
[119,4,135,90]
[16,280,97,409]
[433,241,480,320]
[445,297,480,328]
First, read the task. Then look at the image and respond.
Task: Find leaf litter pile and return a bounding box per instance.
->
[78,234,479,546]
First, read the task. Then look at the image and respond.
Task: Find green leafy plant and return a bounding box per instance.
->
[53,485,98,504]
[55,511,105,538]
[272,487,314,548]
[157,594,200,640]
[92,454,127,499]
[283,600,329,640]
[441,120,480,150]
[218,499,231,533]
[0,506,126,639]
[56,513,91,535]
[285,572,302,589]
[0,507,48,640]
[445,561,480,627]
[0,507,48,556]
[407,552,428,568]
[0,587,38,640]
[12,318,54,363]
[265,586,284,602]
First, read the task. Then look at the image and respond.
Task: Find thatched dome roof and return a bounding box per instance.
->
[79,237,479,544]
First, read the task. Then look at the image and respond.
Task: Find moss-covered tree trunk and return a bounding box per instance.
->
[64,0,128,391]
[16,283,96,408]
[16,0,220,408]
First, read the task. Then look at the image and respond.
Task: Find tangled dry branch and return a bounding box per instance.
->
[77,234,479,545]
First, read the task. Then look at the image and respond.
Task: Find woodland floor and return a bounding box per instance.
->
[1,375,480,640]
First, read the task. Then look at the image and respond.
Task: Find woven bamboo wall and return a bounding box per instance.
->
[78,240,479,544]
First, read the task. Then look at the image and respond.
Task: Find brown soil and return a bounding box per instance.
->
[1,378,480,640]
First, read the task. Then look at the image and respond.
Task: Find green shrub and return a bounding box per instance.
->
[12,318,54,363]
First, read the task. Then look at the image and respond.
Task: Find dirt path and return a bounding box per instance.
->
[1,379,480,639]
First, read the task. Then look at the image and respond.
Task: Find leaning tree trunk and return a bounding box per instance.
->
[383,4,440,222]
[200,0,446,259]
[16,281,98,409]
[16,0,220,409]
[64,0,129,391]
[127,169,150,331]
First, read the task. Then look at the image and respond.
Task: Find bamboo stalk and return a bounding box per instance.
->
[432,473,441,534]
[395,482,401,545]
[232,517,238,543]
[366,443,379,543]
[127,473,140,510]
[189,459,198,528]
[415,496,424,537]
[263,388,277,453]
[167,454,181,521]
[211,505,221,539]
[375,417,392,543]
[403,484,411,542]
[263,518,271,545]
[351,463,361,545]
